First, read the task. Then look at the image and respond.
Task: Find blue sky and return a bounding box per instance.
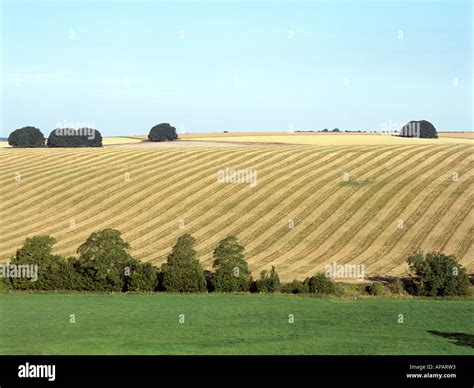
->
[1,0,472,136]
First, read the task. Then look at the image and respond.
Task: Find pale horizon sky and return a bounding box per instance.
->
[1,0,472,136]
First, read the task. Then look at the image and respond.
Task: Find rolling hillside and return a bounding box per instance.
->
[1,140,472,281]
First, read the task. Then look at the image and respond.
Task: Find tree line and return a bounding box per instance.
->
[8,126,103,148]
[2,229,469,297]
[7,123,178,148]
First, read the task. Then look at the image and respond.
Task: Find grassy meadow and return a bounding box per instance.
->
[0,293,473,355]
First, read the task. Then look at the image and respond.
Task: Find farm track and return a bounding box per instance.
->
[0,143,472,280]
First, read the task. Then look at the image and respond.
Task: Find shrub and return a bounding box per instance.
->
[211,236,251,292]
[281,279,308,294]
[47,128,103,147]
[127,262,158,292]
[388,277,405,294]
[8,126,45,147]
[407,250,470,296]
[366,282,385,296]
[256,266,280,293]
[0,277,13,291]
[75,229,134,292]
[161,234,206,292]
[8,235,79,290]
[306,273,339,295]
[148,123,178,142]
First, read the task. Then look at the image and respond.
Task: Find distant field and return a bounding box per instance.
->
[0,293,472,355]
[0,137,146,147]
[438,132,474,139]
[183,132,473,146]
[1,138,472,280]
[102,136,146,145]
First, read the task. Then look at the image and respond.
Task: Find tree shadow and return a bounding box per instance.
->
[427,331,474,349]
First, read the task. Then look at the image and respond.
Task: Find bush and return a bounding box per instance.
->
[148,123,178,142]
[47,128,103,147]
[211,236,251,292]
[306,273,339,295]
[388,277,405,294]
[281,279,308,294]
[75,229,134,292]
[8,126,45,147]
[0,277,13,291]
[366,282,385,296]
[161,234,206,292]
[126,262,158,292]
[8,235,80,290]
[256,266,280,293]
[407,250,470,296]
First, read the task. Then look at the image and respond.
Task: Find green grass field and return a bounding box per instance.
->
[0,293,472,355]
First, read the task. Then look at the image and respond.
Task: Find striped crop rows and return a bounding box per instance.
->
[0,143,472,281]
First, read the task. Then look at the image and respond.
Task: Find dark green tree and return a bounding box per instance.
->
[82,128,103,147]
[76,229,134,291]
[8,126,45,147]
[127,261,158,292]
[211,236,251,292]
[161,234,206,292]
[47,128,84,147]
[407,250,469,296]
[148,123,178,142]
[8,235,77,290]
[400,120,438,138]
[47,128,103,147]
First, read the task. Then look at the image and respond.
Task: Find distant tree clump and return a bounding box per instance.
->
[321,128,329,132]
[84,129,103,147]
[161,234,206,292]
[407,250,469,296]
[400,120,438,139]
[256,266,280,293]
[148,123,178,142]
[8,126,45,147]
[332,128,340,132]
[211,236,251,292]
[47,128,103,147]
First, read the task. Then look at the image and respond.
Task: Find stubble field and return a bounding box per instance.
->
[1,133,472,281]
